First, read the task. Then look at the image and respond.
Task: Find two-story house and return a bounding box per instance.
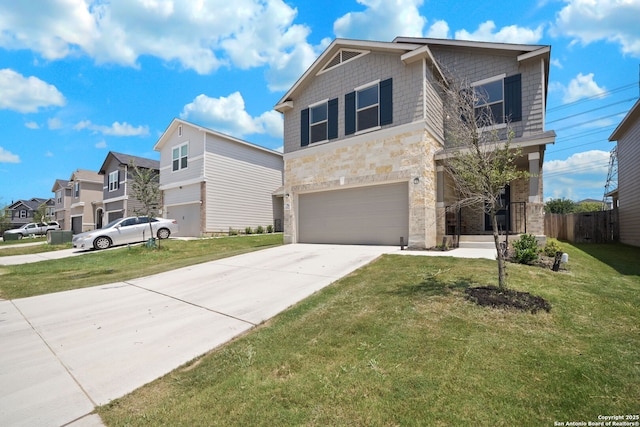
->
[5,198,54,228]
[51,179,71,230]
[275,37,555,248]
[154,118,284,237]
[67,169,103,234]
[98,151,160,224]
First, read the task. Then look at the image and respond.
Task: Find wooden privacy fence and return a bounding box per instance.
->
[545,210,619,243]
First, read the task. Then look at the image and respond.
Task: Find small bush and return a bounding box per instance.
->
[266,224,274,233]
[543,238,563,257]
[245,227,253,235]
[512,233,539,265]
[229,228,238,236]
[256,225,264,234]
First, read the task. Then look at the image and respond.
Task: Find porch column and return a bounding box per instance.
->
[528,152,540,203]
[436,166,444,208]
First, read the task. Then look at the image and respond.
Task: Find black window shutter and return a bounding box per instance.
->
[328,98,338,139]
[504,74,522,122]
[345,91,356,135]
[300,108,310,147]
[379,78,393,126]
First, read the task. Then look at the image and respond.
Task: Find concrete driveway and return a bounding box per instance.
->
[0,244,397,427]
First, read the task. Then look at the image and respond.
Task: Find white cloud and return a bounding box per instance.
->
[45,151,54,157]
[180,92,283,139]
[426,20,450,39]
[553,0,640,57]
[95,140,107,149]
[48,117,63,130]
[74,120,150,137]
[545,150,610,176]
[553,72,607,103]
[455,21,544,44]
[0,69,66,113]
[333,0,426,41]
[25,121,39,129]
[0,146,20,163]
[0,0,321,91]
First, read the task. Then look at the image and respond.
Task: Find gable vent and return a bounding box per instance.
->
[321,49,367,73]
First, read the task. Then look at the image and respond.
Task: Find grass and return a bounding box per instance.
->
[98,242,639,426]
[0,236,47,247]
[0,234,282,299]
[0,241,71,256]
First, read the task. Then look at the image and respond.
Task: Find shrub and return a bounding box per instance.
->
[266,224,274,233]
[229,228,238,236]
[543,238,563,257]
[512,233,539,265]
[256,225,264,234]
[245,227,253,235]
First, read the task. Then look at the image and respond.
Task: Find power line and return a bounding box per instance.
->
[553,111,629,132]
[546,97,637,124]
[546,82,638,112]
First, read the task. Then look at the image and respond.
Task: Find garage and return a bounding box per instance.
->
[298,182,409,245]
[166,204,201,237]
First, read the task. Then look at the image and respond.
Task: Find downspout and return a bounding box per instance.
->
[541,58,546,131]
[422,58,428,121]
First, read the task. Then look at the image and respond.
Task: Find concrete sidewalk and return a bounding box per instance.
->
[0,244,397,426]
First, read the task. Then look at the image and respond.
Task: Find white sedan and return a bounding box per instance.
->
[72,216,179,250]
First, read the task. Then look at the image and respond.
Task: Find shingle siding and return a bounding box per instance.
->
[284,51,426,154]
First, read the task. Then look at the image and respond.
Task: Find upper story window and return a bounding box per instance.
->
[472,74,522,127]
[74,182,80,198]
[345,78,393,136]
[56,190,62,204]
[300,99,338,147]
[19,210,27,218]
[172,143,188,171]
[356,84,379,131]
[108,170,119,192]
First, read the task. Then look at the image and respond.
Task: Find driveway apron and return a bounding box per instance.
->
[0,244,394,426]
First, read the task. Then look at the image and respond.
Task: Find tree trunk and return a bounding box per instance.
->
[491,211,507,289]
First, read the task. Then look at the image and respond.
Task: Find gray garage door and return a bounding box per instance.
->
[166,204,201,237]
[298,182,409,245]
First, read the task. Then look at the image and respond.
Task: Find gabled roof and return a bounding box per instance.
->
[69,169,102,183]
[98,151,160,175]
[153,118,283,157]
[274,37,552,113]
[609,98,640,141]
[7,198,49,210]
[51,179,69,192]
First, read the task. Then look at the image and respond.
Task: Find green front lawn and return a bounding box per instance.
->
[98,242,639,426]
[0,234,282,299]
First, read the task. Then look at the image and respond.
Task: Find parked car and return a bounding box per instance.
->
[4,222,60,239]
[72,216,178,250]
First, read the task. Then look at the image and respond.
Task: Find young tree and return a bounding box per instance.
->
[33,202,48,224]
[440,75,528,289]
[544,198,576,214]
[128,161,161,247]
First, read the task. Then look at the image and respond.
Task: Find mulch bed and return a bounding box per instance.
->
[465,286,552,314]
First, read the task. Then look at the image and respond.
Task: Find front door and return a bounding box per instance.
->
[485,185,510,232]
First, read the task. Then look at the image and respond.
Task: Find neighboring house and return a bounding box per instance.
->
[153,119,284,237]
[5,198,54,228]
[51,179,71,231]
[67,169,103,234]
[275,37,555,248]
[98,151,160,224]
[609,98,640,247]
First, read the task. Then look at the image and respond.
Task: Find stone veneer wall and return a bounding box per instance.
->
[284,123,440,248]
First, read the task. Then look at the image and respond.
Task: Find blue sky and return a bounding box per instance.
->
[1,0,638,205]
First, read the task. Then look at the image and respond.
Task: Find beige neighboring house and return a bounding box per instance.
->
[51,179,71,230]
[67,169,103,234]
[275,37,555,248]
[154,119,284,237]
[609,98,640,247]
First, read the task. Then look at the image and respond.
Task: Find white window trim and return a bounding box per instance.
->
[317,49,370,75]
[355,80,381,133]
[309,99,329,144]
[471,73,507,128]
[108,170,119,192]
[172,142,189,172]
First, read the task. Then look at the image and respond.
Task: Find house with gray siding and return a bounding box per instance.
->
[5,198,54,228]
[153,119,284,237]
[275,37,555,248]
[609,98,640,247]
[98,151,160,224]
